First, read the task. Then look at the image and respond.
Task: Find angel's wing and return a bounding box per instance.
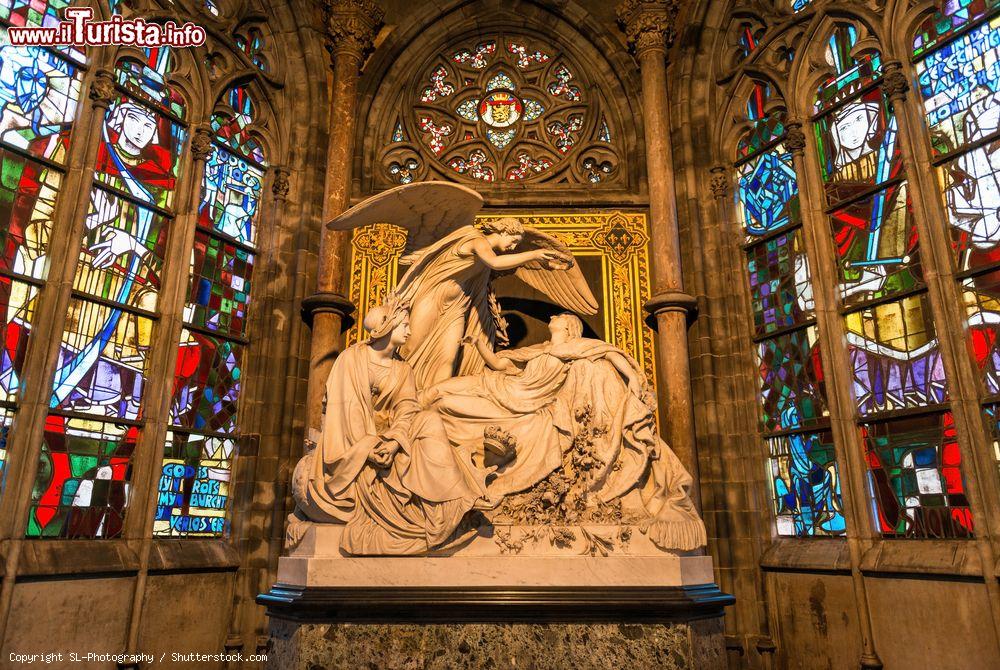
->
[514,228,599,315]
[326,181,484,256]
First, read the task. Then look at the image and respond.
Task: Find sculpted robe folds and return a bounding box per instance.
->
[394,225,499,389]
[427,338,707,552]
[295,344,486,555]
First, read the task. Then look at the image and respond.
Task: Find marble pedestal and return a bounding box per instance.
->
[259,526,731,668]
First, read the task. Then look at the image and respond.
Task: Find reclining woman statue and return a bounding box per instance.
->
[289,296,488,555]
[424,313,706,552]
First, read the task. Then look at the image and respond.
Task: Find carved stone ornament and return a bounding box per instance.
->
[709,165,729,199]
[323,0,384,61]
[286,182,707,558]
[190,125,215,161]
[881,60,910,102]
[784,121,807,156]
[271,167,291,200]
[88,69,117,107]
[617,0,681,56]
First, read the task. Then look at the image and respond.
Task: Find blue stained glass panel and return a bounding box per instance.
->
[0,32,82,164]
[768,430,846,536]
[737,146,800,241]
[916,17,1000,158]
[154,431,235,537]
[199,145,264,247]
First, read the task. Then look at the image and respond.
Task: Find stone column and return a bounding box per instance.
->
[617,0,700,504]
[304,0,383,431]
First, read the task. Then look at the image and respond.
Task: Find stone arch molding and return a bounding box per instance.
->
[360,9,636,194]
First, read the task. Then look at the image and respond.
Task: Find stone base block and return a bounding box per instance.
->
[266,618,727,670]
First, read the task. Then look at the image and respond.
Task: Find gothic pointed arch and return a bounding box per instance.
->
[356,1,642,200]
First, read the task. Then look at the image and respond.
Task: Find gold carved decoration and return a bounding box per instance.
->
[346,211,656,388]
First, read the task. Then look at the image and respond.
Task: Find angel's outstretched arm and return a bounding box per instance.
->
[469,237,570,272]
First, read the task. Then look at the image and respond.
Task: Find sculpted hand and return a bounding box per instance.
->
[534,248,573,269]
[369,439,401,468]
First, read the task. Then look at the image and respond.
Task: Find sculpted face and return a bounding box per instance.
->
[389,315,411,347]
[491,232,522,252]
[548,316,570,344]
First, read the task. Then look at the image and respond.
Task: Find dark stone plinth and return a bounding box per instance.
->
[266,617,727,669]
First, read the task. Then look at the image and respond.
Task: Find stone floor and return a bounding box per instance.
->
[267,617,726,670]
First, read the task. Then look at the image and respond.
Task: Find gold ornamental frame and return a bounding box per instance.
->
[346,211,657,387]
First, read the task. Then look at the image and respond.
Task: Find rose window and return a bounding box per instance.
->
[379,34,620,186]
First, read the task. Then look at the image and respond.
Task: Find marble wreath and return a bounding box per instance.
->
[288,182,705,556]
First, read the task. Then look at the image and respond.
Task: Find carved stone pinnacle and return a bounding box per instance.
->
[191,125,215,161]
[881,60,910,102]
[88,69,117,108]
[617,0,680,57]
[709,166,729,199]
[272,167,291,200]
[323,0,384,63]
[784,121,807,157]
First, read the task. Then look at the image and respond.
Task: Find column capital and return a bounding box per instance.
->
[709,165,729,199]
[190,124,215,161]
[88,69,117,109]
[323,0,384,64]
[301,291,356,328]
[880,60,910,103]
[645,291,698,318]
[616,0,680,58]
[271,166,291,201]
[784,120,807,157]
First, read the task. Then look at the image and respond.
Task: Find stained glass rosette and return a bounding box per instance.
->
[399,34,613,185]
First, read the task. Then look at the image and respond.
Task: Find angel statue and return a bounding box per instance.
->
[327,182,598,390]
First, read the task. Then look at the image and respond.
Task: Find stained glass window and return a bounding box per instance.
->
[735,84,845,537]
[962,271,1000,394]
[804,16,976,537]
[768,431,845,536]
[154,431,234,536]
[845,294,948,416]
[156,85,267,538]
[390,33,619,185]
[815,25,882,113]
[235,28,268,71]
[0,10,83,498]
[737,146,800,240]
[27,416,137,538]
[0,276,37,404]
[862,413,973,538]
[914,2,1000,506]
[738,84,785,159]
[0,0,84,63]
[829,185,922,307]
[746,228,814,337]
[29,48,186,538]
[982,402,1000,478]
[913,0,1000,57]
